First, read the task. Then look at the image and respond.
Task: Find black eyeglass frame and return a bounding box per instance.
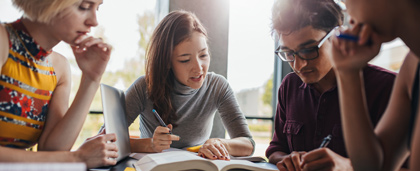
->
[275,27,337,62]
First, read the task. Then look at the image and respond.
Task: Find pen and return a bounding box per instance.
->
[336,32,359,42]
[152,109,172,134]
[319,134,332,148]
[336,31,373,45]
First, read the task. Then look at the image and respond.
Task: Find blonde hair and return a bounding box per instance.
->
[12,0,81,23]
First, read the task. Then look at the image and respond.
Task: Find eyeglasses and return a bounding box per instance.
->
[275,27,336,62]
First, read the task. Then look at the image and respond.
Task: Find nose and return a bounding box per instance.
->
[85,11,98,27]
[292,56,307,72]
[192,56,203,72]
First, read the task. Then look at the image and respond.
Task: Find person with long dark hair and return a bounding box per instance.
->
[125,10,254,160]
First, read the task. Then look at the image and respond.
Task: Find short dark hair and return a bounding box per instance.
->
[271,0,344,35]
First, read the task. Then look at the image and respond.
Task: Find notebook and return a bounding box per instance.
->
[100,84,131,162]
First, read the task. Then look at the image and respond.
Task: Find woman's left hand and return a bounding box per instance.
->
[71,35,111,82]
[198,138,230,160]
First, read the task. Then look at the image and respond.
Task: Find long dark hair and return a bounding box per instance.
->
[145,10,208,125]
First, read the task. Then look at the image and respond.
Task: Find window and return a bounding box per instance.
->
[228,0,276,157]
[370,38,409,72]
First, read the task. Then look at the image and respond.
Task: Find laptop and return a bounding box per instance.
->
[100,84,131,162]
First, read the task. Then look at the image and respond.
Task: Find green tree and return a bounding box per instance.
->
[262,74,273,106]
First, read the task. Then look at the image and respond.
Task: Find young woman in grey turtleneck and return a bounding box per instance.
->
[125,11,254,160]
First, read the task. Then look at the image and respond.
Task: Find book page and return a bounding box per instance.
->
[230,156,267,162]
[134,151,218,171]
[211,160,277,171]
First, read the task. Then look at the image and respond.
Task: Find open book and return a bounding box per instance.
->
[133,151,277,171]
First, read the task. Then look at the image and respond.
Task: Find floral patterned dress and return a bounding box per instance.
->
[0,20,57,149]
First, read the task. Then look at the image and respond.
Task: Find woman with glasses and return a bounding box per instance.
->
[266,0,396,170]
[329,0,420,170]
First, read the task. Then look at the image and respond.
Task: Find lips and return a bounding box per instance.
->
[77,31,90,36]
[190,75,202,82]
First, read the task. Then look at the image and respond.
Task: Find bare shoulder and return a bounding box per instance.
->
[49,52,70,85]
[0,24,9,69]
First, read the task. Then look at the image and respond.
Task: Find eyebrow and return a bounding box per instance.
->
[176,48,207,57]
[279,39,317,50]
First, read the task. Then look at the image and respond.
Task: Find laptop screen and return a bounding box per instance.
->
[100,84,131,162]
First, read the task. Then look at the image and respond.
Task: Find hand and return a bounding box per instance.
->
[330,24,382,73]
[97,126,106,135]
[71,35,111,82]
[75,133,119,169]
[276,151,306,171]
[198,138,230,161]
[300,148,353,171]
[151,124,180,152]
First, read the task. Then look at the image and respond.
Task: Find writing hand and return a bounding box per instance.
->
[276,151,306,171]
[151,124,180,152]
[198,138,230,161]
[75,133,119,169]
[300,148,352,171]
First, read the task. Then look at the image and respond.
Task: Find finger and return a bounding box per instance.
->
[338,38,348,56]
[219,144,230,160]
[76,38,107,52]
[98,43,112,52]
[74,34,90,44]
[277,161,287,171]
[301,148,326,167]
[282,157,296,171]
[85,133,102,141]
[207,144,223,160]
[346,39,358,56]
[214,144,228,160]
[103,158,117,166]
[84,38,104,47]
[200,147,217,160]
[105,149,119,159]
[302,157,333,171]
[170,134,180,141]
[155,126,171,134]
[105,142,119,152]
[103,133,117,142]
[350,23,362,36]
[358,24,373,45]
[290,152,302,171]
[75,36,96,48]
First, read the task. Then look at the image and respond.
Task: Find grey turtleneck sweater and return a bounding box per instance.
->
[125,72,252,148]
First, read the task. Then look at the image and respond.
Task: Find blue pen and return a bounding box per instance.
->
[336,32,359,42]
[152,109,172,134]
[319,134,332,148]
[336,31,373,45]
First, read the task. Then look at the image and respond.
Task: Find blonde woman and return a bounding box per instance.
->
[0,0,117,168]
